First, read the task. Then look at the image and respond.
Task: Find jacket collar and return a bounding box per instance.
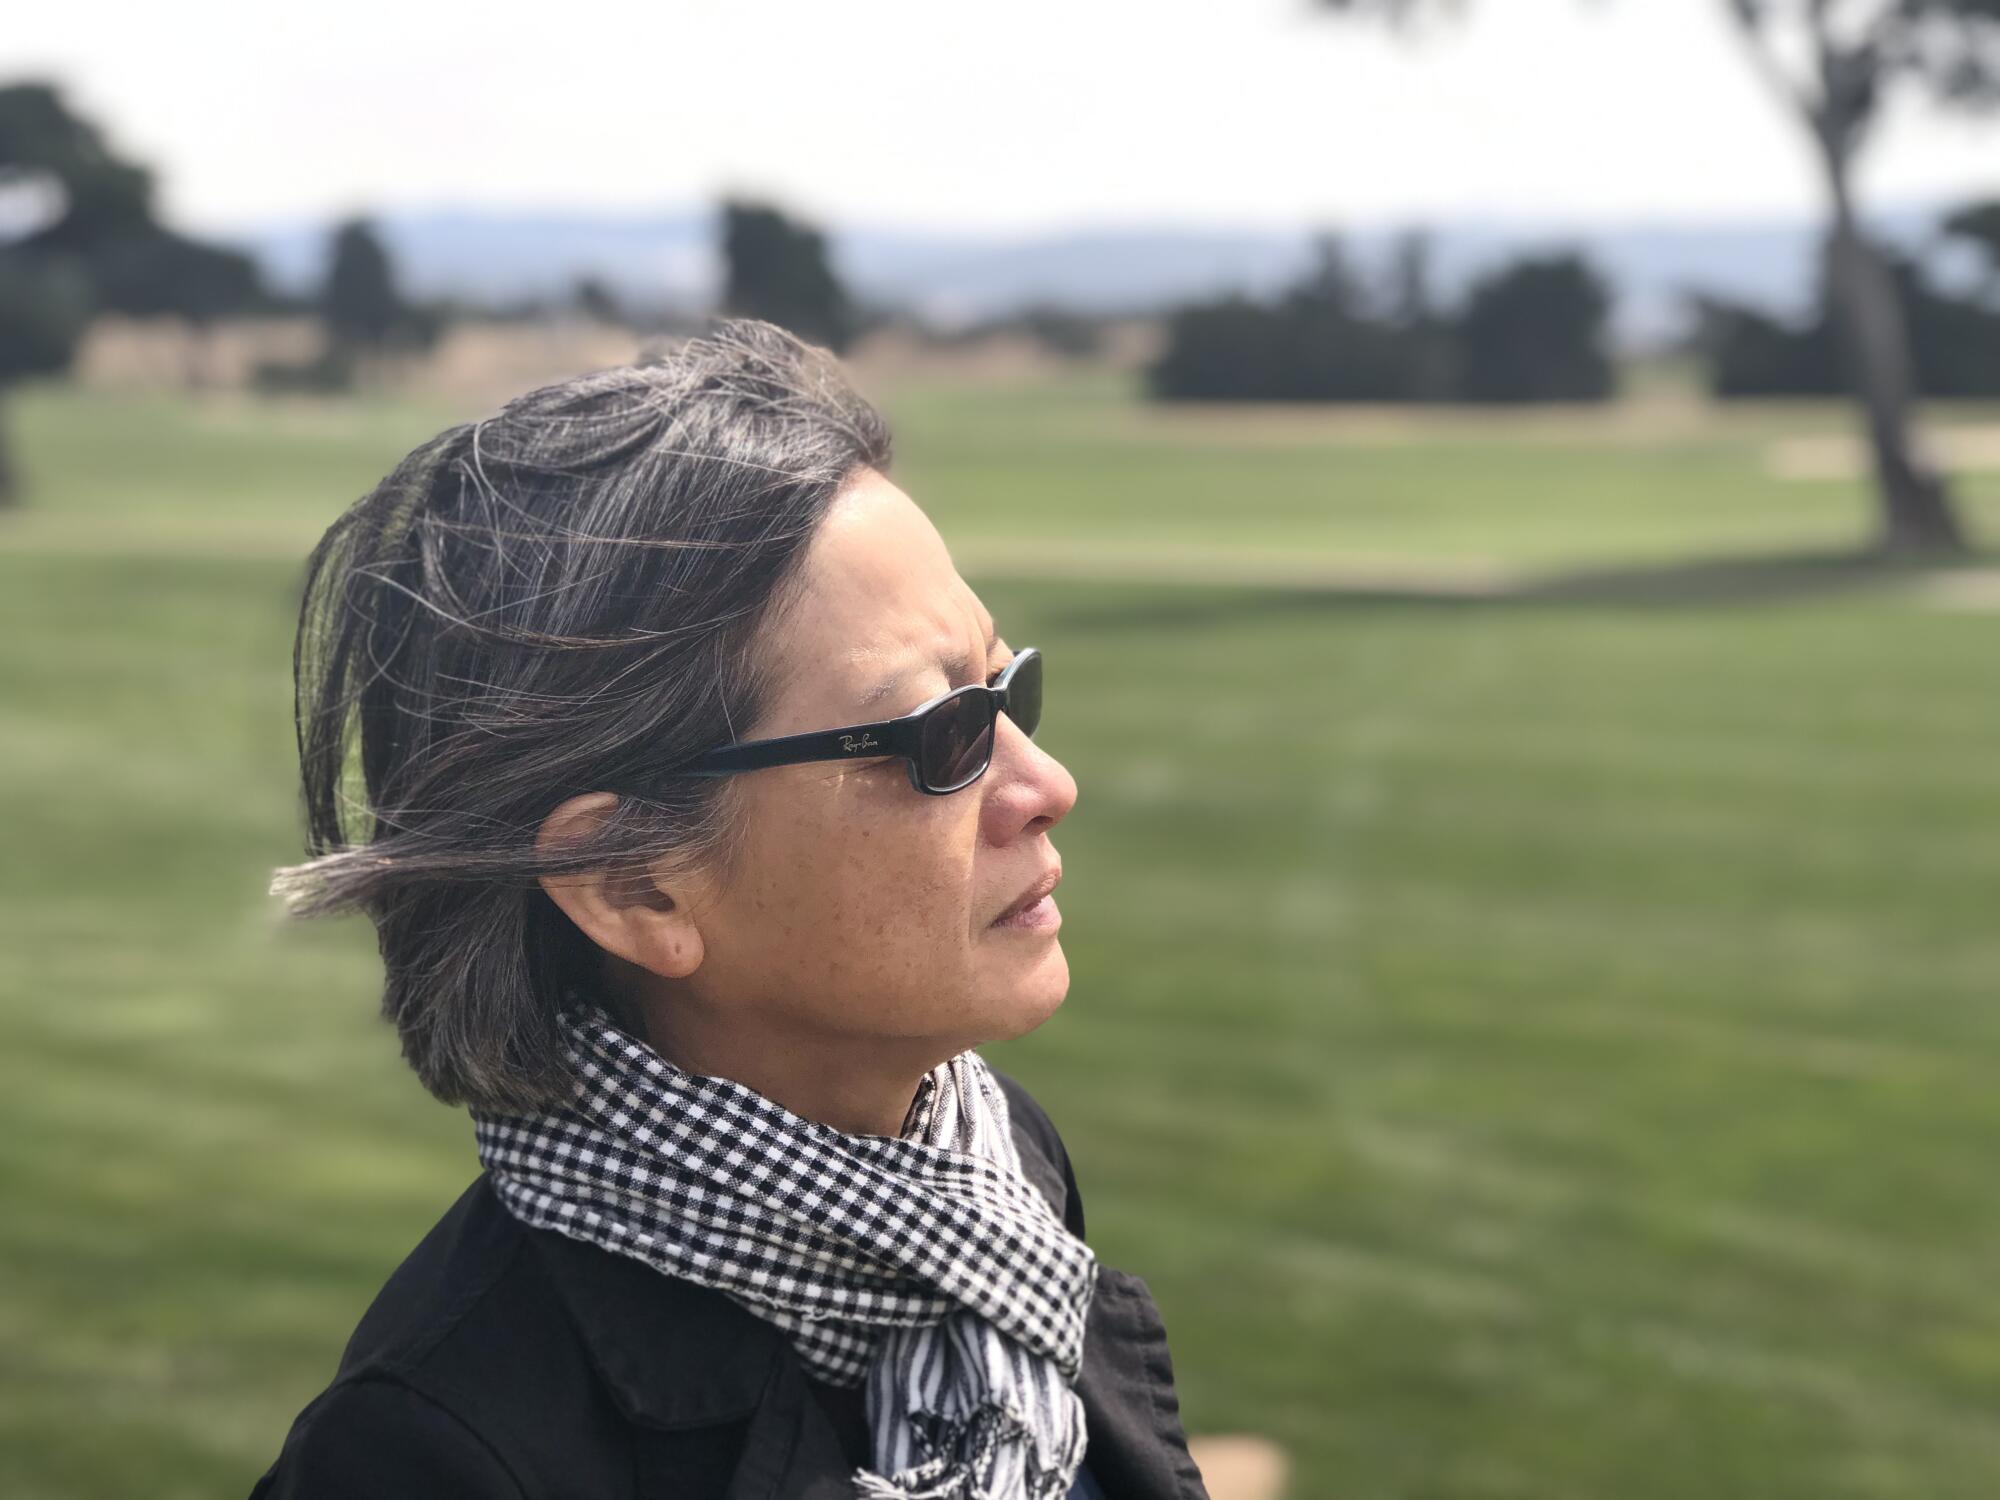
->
[525,1219,785,1427]
[516,1101,1073,1433]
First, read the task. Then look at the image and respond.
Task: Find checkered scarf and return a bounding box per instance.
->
[469,998,1099,1500]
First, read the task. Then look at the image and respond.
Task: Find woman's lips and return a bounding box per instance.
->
[990,892,1060,932]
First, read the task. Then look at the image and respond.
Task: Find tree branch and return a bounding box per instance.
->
[1727,0,1824,122]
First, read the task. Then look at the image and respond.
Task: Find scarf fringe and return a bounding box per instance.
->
[849,1399,1079,1500]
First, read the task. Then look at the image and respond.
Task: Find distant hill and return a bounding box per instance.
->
[228,202,1951,349]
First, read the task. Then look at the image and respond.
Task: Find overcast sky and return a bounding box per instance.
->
[12,0,1997,237]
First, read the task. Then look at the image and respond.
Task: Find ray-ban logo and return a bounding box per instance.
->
[839,733,881,754]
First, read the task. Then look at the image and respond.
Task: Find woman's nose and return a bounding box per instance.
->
[986,714,1077,833]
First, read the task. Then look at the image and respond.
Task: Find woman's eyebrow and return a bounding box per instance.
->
[858,625,1002,710]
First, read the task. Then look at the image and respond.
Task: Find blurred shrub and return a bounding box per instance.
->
[1009,303,1103,359]
[1455,254,1615,402]
[1148,235,1614,404]
[1695,208,2000,400]
[250,347,356,396]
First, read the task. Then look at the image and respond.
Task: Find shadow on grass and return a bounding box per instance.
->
[1039,545,2000,634]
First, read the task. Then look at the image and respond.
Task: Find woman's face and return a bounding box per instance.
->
[675,467,1079,1057]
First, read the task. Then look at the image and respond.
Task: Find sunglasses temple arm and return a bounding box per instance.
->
[664,718,926,776]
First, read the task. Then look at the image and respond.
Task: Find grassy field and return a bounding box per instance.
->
[3,372,1999,1499]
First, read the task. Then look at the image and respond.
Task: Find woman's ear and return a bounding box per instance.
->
[534,792,707,981]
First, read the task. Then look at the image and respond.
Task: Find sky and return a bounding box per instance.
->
[11,0,1998,238]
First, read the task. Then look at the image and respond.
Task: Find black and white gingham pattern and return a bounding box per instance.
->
[469,999,1098,1500]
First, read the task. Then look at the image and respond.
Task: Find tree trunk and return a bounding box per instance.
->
[0,399,15,510]
[182,318,214,394]
[1813,133,1967,555]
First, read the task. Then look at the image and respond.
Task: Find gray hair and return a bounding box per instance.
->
[269,319,893,1113]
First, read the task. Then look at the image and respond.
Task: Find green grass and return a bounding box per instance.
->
[884,369,2000,566]
[3,374,2000,1499]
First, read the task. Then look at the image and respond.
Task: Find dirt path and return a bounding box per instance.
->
[1766,425,2000,481]
[4,514,1990,612]
[955,537,1527,595]
[1186,1434,1291,1500]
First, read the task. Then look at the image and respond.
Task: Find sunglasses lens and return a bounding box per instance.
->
[921,691,996,791]
[1004,650,1042,738]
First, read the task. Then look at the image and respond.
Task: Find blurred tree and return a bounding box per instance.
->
[1012,303,1103,359]
[1147,294,1290,399]
[572,273,624,325]
[719,199,855,352]
[314,217,440,386]
[2,83,264,328]
[0,81,264,500]
[0,252,91,503]
[1698,230,2000,397]
[1896,248,2000,392]
[1385,228,1456,400]
[0,81,151,504]
[1940,198,2000,295]
[89,231,262,324]
[1385,231,1435,324]
[1150,236,1612,402]
[1719,0,2000,550]
[1456,253,1615,402]
[1274,233,1428,398]
[1692,291,1845,397]
[1311,0,2000,553]
[323,217,403,353]
[1153,234,1414,400]
[89,230,263,387]
[0,82,152,255]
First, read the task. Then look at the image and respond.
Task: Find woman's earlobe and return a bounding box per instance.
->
[538,863,706,982]
[646,925,706,981]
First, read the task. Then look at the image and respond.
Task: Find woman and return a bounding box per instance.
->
[248,320,1211,1500]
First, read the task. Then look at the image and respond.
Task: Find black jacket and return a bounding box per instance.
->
[248,1070,1211,1500]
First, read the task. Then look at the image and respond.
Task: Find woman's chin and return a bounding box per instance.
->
[980,951,1070,1041]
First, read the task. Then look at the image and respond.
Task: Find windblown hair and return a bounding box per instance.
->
[270,319,893,1113]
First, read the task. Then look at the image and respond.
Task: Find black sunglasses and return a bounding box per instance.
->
[656,646,1043,796]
